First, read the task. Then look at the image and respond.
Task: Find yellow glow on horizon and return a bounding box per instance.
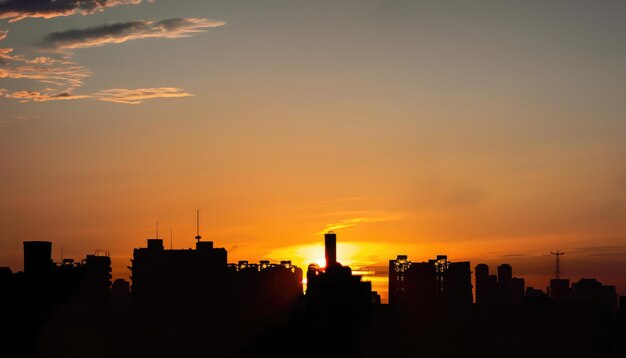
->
[266,241,396,269]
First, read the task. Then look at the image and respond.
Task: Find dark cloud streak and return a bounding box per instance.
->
[0,0,141,22]
[40,18,225,50]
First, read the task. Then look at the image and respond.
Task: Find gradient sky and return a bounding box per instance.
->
[1,1,626,301]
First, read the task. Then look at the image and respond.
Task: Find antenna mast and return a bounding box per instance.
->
[156,221,159,239]
[195,210,201,243]
[170,227,173,250]
[550,250,565,279]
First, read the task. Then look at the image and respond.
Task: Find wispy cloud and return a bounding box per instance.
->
[0,87,192,104]
[0,0,142,23]
[319,216,396,234]
[1,31,91,88]
[572,245,626,257]
[1,31,89,103]
[0,89,89,102]
[41,18,225,50]
[94,87,192,104]
[0,55,91,88]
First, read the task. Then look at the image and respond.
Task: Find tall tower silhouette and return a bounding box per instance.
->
[551,250,565,279]
[324,231,337,268]
[195,210,201,243]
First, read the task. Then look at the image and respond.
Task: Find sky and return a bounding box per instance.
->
[1,0,626,301]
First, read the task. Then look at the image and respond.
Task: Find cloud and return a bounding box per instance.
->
[573,245,626,252]
[1,37,191,104]
[0,89,89,102]
[0,47,91,88]
[0,0,142,22]
[94,87,192,104]
[0,19,213,106]
[2,30,90,88]
[0,87,192,104]
[573,245,626,257]
[41,18,225,50]
[319,216,394,234]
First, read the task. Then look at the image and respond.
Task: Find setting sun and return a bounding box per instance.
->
[267,241,392,270]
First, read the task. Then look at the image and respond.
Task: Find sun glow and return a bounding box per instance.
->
[266,241,395,269]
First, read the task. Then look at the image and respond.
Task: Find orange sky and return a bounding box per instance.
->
[1,1,626,301]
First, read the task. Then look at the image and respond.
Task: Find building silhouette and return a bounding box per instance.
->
[303,232,379,356]
[475,263,496,304]
[474,263,525,304]
[445,260,473,306]
[23,241,53,276]
[525,286,548,299]
[550,278,572,300]
[130,233,302,358]
[310,233,378,301]
[572,278,618,310]
[389,254,472,314]
[130,237,227,300]
[549,277,618,310]
[306,232,379,311]
[0,241,113,358]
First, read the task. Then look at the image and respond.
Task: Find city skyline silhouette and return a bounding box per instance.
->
[1,230,624,357]
[1,222,625,302]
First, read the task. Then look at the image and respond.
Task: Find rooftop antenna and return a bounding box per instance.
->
[60,244,63,263]
[550,250,565,279]
[195,210,201,243]
[156,221,159,239]
[170,227,173,250]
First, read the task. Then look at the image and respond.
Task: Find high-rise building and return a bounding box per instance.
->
[475,263,525,304]
[497,264,512,289]
[510,277,525,303]
[306,232,378,356]
[23,241,52,276]
[324,231,337,268]
[308,232,378,309]
[475,263,491,304]
[390,254,472,311]
[445,261,473,306]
